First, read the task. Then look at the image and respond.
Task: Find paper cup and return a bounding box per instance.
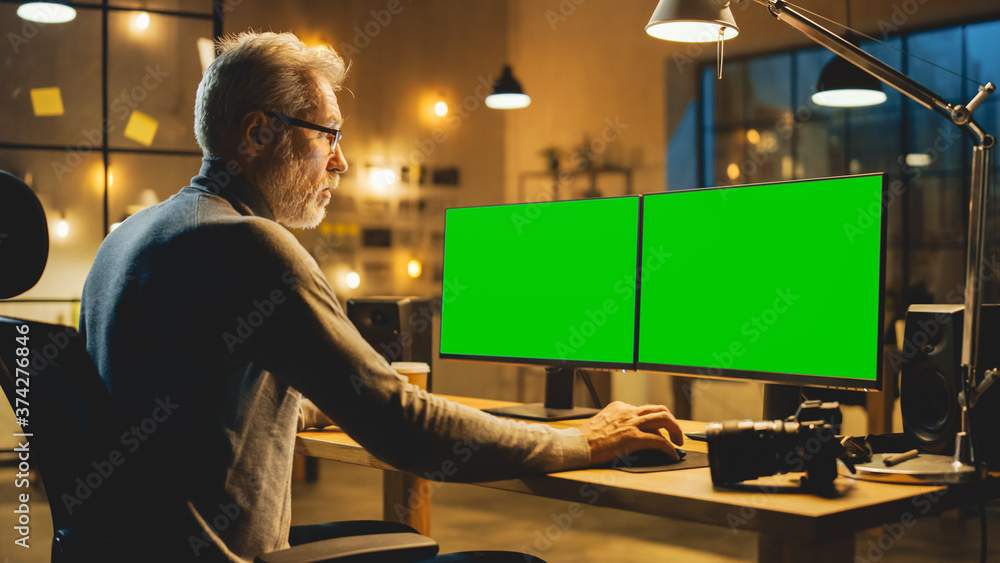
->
[391,361,430,390]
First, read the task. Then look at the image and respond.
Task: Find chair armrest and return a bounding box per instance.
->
[255,532,439,563]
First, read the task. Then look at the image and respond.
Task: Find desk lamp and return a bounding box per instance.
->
[646,0,997,483]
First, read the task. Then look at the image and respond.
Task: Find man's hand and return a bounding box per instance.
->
[578,401,684,465]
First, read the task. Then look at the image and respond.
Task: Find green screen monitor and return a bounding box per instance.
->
[637,174,886,393]
[440,196,641,419]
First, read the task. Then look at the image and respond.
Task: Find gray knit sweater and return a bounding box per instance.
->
[78,158,589,562]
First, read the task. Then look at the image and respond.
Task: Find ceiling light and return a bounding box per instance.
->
[812,55,887,107]
[17,2,76,24]
[485,65,531,110]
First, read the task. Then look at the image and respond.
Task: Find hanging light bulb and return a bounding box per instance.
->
[17,2,77,23]
[811,55,887,107]
[485,65,531,110]
[811,1,886,109]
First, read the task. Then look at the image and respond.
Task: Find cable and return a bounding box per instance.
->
[784,1,985,87]
[578,370,605,409]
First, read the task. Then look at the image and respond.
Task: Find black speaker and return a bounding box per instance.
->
[346,297,437,386]
[900,303,1000,467]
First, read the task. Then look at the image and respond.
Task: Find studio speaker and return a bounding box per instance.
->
[346,297,436,387]
[899,303,1000,467]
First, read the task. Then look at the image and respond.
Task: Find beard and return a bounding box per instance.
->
[257,140,338,229]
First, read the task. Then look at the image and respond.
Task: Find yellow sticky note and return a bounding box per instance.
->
[123,110,159,146]
[30,87,65,116]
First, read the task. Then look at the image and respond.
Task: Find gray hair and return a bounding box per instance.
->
[194,31,348,158]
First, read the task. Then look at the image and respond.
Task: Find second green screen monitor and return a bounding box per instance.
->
[637,174,885,389]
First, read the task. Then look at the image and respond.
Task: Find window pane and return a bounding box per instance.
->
[712,130,745,185]
[796,114,845,179]
[907,175,968,299]
[107,11,213,151]
[848,110,903,175]
[714,59,747,128]
[966,21,1000,98]
[906,28,964,109]
[0,6,102,146]
[108,153,204,227]
[745,54,792,124]
[701,67,716,186]
[793,48,829,110]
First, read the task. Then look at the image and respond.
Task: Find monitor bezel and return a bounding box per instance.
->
[439,195,643,371]
[635,173,887,392]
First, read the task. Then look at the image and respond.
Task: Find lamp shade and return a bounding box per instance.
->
[811,55,887,107]
[485,65,531,110]
[645,0,739,42]
[17,2,77,23]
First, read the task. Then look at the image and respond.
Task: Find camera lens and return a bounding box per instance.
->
[706,419,801,484]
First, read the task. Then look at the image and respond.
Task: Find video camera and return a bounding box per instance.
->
[705,400,852,492]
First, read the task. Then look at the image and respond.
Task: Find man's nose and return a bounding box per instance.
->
[328,144,348,174]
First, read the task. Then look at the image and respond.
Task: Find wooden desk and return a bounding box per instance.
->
[296,395,991,562]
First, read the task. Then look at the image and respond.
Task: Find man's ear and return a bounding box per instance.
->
[239,111,269,158]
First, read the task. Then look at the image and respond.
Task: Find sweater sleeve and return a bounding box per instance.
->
[215,220,591,482]
[298,398,335,431]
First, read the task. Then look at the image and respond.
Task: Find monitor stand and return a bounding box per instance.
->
[484,366,601,421]
[762,383,802,420]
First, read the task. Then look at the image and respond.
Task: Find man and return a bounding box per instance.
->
[79,31,682,562]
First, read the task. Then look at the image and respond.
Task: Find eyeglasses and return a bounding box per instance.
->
[263,111,342,153]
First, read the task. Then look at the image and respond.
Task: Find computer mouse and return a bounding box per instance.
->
[627,447,686,468]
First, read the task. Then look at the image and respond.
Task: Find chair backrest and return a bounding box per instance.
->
[0,170,49,299]
[0,317,136,537]
[0,171,146,559]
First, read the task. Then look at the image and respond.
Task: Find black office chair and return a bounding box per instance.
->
[0,171,546,563]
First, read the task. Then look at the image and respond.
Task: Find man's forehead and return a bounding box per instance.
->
[318,81,342,125]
